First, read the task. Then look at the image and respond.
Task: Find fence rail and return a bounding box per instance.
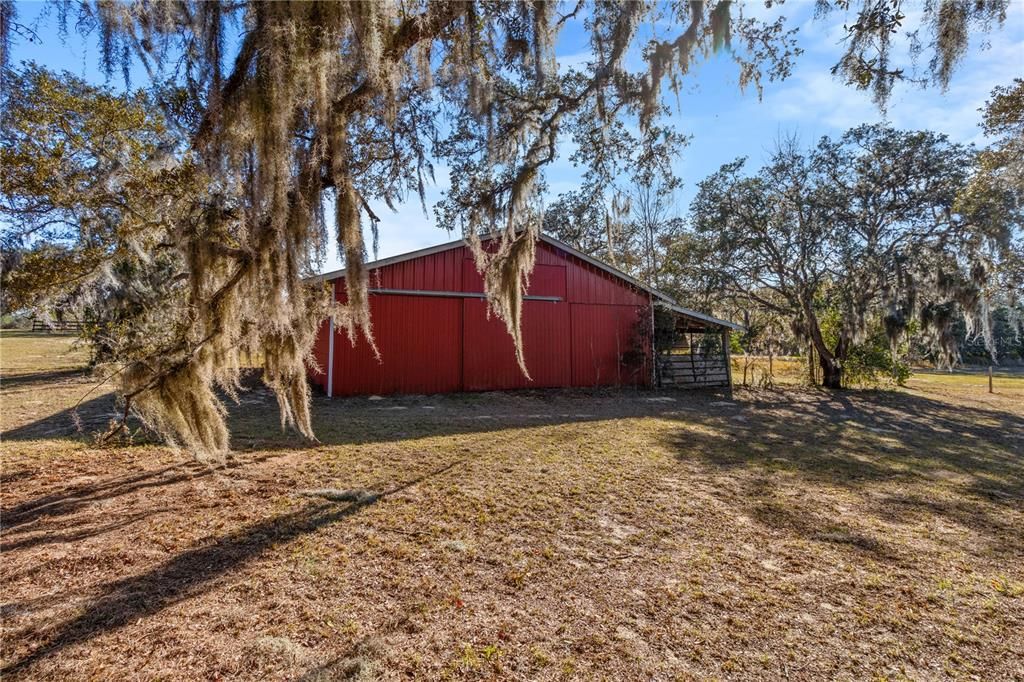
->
[658,350,730,388]
[31,319,84,333]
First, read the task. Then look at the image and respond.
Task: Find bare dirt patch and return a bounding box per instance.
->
[2,333,1023,680]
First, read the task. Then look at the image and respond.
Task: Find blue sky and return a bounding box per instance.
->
[8,1,1023,272]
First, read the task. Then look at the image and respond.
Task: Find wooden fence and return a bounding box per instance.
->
[658,352,730,388]
[30,319,84,333]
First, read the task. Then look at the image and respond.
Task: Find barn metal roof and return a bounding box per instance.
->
[312,233,744,331]
[660,303,744,332]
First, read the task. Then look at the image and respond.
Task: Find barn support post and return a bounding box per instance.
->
[722,329,733,391]
[327,281,335,398]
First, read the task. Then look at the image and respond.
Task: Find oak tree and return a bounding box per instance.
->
[687,126,1018,388]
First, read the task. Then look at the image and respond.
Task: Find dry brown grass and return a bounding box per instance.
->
[731,355,807,387]
[2,331,1023,680]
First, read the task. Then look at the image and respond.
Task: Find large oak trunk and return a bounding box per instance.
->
[807,343,817,385]
[820,358,843,389]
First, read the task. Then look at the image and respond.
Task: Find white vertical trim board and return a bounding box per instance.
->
[327,281,335,398]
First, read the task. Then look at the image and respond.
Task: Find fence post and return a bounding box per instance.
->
[989,365,993,394]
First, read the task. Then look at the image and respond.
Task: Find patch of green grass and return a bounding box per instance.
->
[0,330,90,375]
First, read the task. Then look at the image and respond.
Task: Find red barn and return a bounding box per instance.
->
[309,234,741,397]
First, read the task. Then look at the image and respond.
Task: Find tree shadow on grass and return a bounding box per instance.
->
[1,385,701,592]
[1,457,271,532]
[0,458,464,679]
[753,493,905,563]
[0,384,716,535]
[1,368,714,445]
[661,388,1024,561]
[0,368,90,391]
[0,390,128,441]
[0,510,165,553]
[6,382,1021,554]
[2,380,1021,675]
[684,388,1022,489]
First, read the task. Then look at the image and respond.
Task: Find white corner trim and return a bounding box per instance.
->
[327,280,335,398]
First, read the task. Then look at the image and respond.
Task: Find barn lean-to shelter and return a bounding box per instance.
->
[309,234,742,397]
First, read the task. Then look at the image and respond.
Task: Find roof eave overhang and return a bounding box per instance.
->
[308,234,468,283]
[657,301,745,332]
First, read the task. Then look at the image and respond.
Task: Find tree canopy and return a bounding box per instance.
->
[1,66,194,310]
[0,66,203,388]
[0,1,1013,454]
[686,125,1019,388]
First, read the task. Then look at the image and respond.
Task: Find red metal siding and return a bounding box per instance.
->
[570,304,648,387]
[309,319,331,391]
[459,258,484,294]
[372,246,466,291]
[331,294,462,396]
[461,258,567,298]
[526,263,568,298]
[463,238,567,266]
[567,260,647,306]
[318,238,653,396]
[462,299,571,390]
[534,242,571,266]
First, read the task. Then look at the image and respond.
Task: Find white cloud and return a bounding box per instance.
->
[768,70,879,130]
[765,12,1024,144]
[556,51,593,75]
[735,0,802,24]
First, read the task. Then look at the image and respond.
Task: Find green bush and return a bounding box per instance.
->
[820,307,911,387]
[842,332,912,387]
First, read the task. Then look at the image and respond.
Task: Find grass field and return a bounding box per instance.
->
[2,331,1022,680]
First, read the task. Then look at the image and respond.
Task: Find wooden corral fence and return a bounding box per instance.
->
[657,330,731,389]
[31,319,84,334]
